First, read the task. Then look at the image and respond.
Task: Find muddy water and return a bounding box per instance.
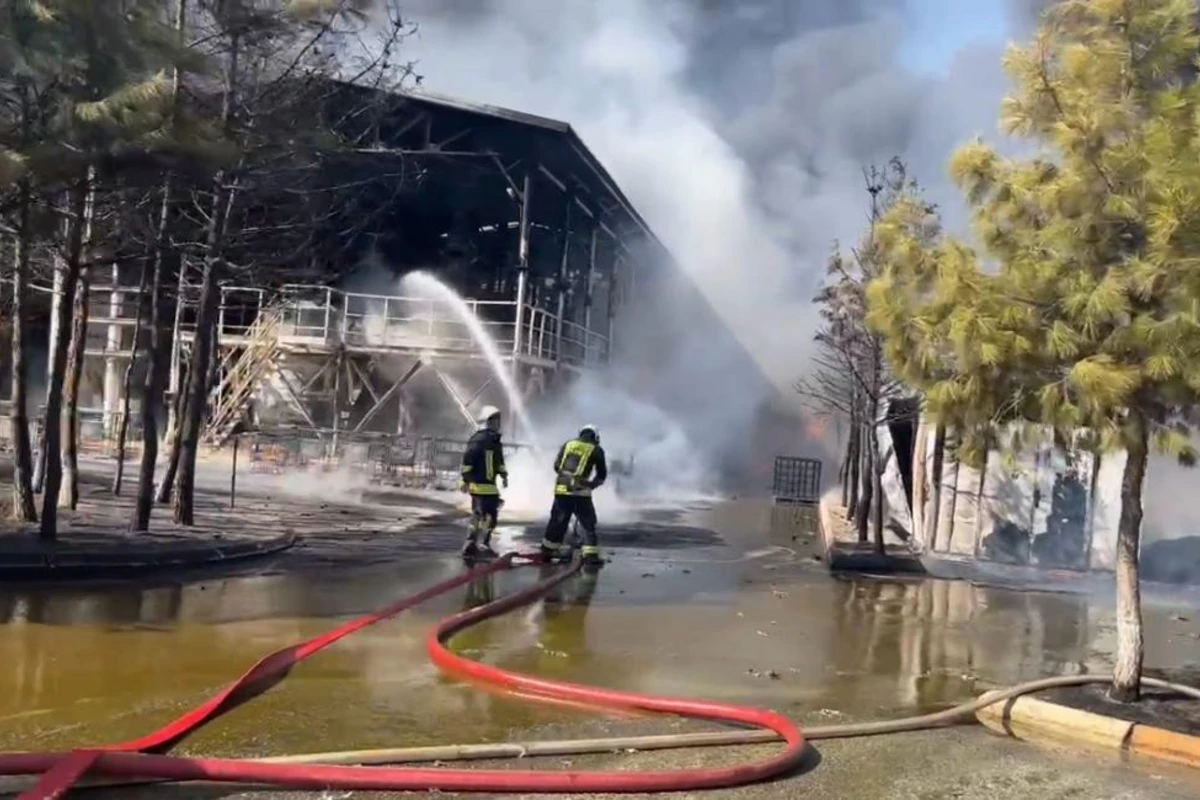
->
[1,500,1199,763]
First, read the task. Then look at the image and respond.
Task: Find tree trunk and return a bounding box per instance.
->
[113,262,147,496]
[941,456,962,552]
[847,417,861,519]
[39,185,88,540]
[156,372,186,503]
[59,266,91,510]
[870,423,885,553]
[133,0,188,529]
[842,407,858,510]
[155,250,191,506]
[8,177,38,522]
[173,261,220,525]
[927,422,946,550]
[838,439,849,505]
[855,424,873,543]
[971,447,990,557]
[173,24,240,525]
[1110,414,1149,703]
[32,264,64,494]
[133,179,175,531]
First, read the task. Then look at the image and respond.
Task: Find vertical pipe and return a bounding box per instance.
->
[607,255,622,360]
[330,349,343,460]
[583,225,598,362]
[382,297,391,347]
[230,433,238,509]
[513,173,532,356]
[102,260,123,436]
[554,199,572,366]
[323,287,331,343]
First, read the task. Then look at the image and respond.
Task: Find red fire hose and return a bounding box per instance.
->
[0,551,806,797]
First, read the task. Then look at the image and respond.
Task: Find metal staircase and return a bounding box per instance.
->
[203,306,283,446]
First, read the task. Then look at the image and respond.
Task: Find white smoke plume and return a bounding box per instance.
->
[351,1,1051,495]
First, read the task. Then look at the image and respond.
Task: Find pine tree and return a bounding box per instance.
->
[1,0,208,538]
[869,0,1200,702]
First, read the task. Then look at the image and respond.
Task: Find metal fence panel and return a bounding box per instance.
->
[772,455,822,503]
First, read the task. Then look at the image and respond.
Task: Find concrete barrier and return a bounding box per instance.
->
[976,690,1133,751]
[1128,723,1200,768]
[976,689,1200,769]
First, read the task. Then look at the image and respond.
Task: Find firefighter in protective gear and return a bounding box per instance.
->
[540,425,607,567]
[459,405,508,560]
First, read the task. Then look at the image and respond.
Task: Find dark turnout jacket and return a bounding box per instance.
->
[460,428,507,495]
[552,438,607,496]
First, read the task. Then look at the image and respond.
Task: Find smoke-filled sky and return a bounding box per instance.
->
[390,0,1048,393]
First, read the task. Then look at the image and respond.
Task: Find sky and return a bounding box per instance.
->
[899,0,1012,74]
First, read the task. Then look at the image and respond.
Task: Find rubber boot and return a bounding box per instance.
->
[477,536,499,559]
[460,534,479,560]
[582,551,604,569]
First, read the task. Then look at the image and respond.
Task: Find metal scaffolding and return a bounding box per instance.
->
[77,88,665,453]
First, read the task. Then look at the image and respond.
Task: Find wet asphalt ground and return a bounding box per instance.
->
[1,472,1200,798]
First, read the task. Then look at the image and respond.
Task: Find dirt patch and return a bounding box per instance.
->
[1042,667,1200,736]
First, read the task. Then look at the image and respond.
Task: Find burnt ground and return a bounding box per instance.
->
[1042,666,1200,737]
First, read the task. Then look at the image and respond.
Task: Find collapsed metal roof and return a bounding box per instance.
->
[398,89,668,260]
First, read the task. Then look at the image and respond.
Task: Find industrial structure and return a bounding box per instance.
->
[76,89,665,473]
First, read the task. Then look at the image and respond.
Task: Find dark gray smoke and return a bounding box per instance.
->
[386,0,1041,486]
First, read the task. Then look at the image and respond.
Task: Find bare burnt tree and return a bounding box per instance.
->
[39,179,89,539]
[3,1,421,535]
[6,169,38,522]
[112,255,148,496]
[797,158,930,552]
[165,1,420,524]
[58,185,93,511]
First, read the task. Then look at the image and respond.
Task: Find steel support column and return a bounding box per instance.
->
[512,172,532,361]
[583,224,598,360]
[329,347,344,458]
[608,256,622,358]
[554,198,572,367]
[101,261,124,436]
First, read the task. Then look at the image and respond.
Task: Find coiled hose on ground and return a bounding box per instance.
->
[1,550,1197,798]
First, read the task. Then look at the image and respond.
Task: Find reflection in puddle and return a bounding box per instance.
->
[0,546,1197,758]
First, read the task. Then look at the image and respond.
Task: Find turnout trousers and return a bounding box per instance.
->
[541,495,600,562]
[466,494,501,547]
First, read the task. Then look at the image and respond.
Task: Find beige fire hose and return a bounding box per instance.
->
[7,674,1197,794]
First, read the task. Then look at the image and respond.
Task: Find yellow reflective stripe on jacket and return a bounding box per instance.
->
[467,482,500,495]
[485,450,495,481]
[555,483,592,496]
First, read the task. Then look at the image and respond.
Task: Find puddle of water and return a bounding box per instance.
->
[1,519,1198,760]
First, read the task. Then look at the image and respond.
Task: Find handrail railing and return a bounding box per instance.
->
[171,283,609,367]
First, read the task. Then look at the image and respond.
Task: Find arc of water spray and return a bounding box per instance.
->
[399,271,542,451]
